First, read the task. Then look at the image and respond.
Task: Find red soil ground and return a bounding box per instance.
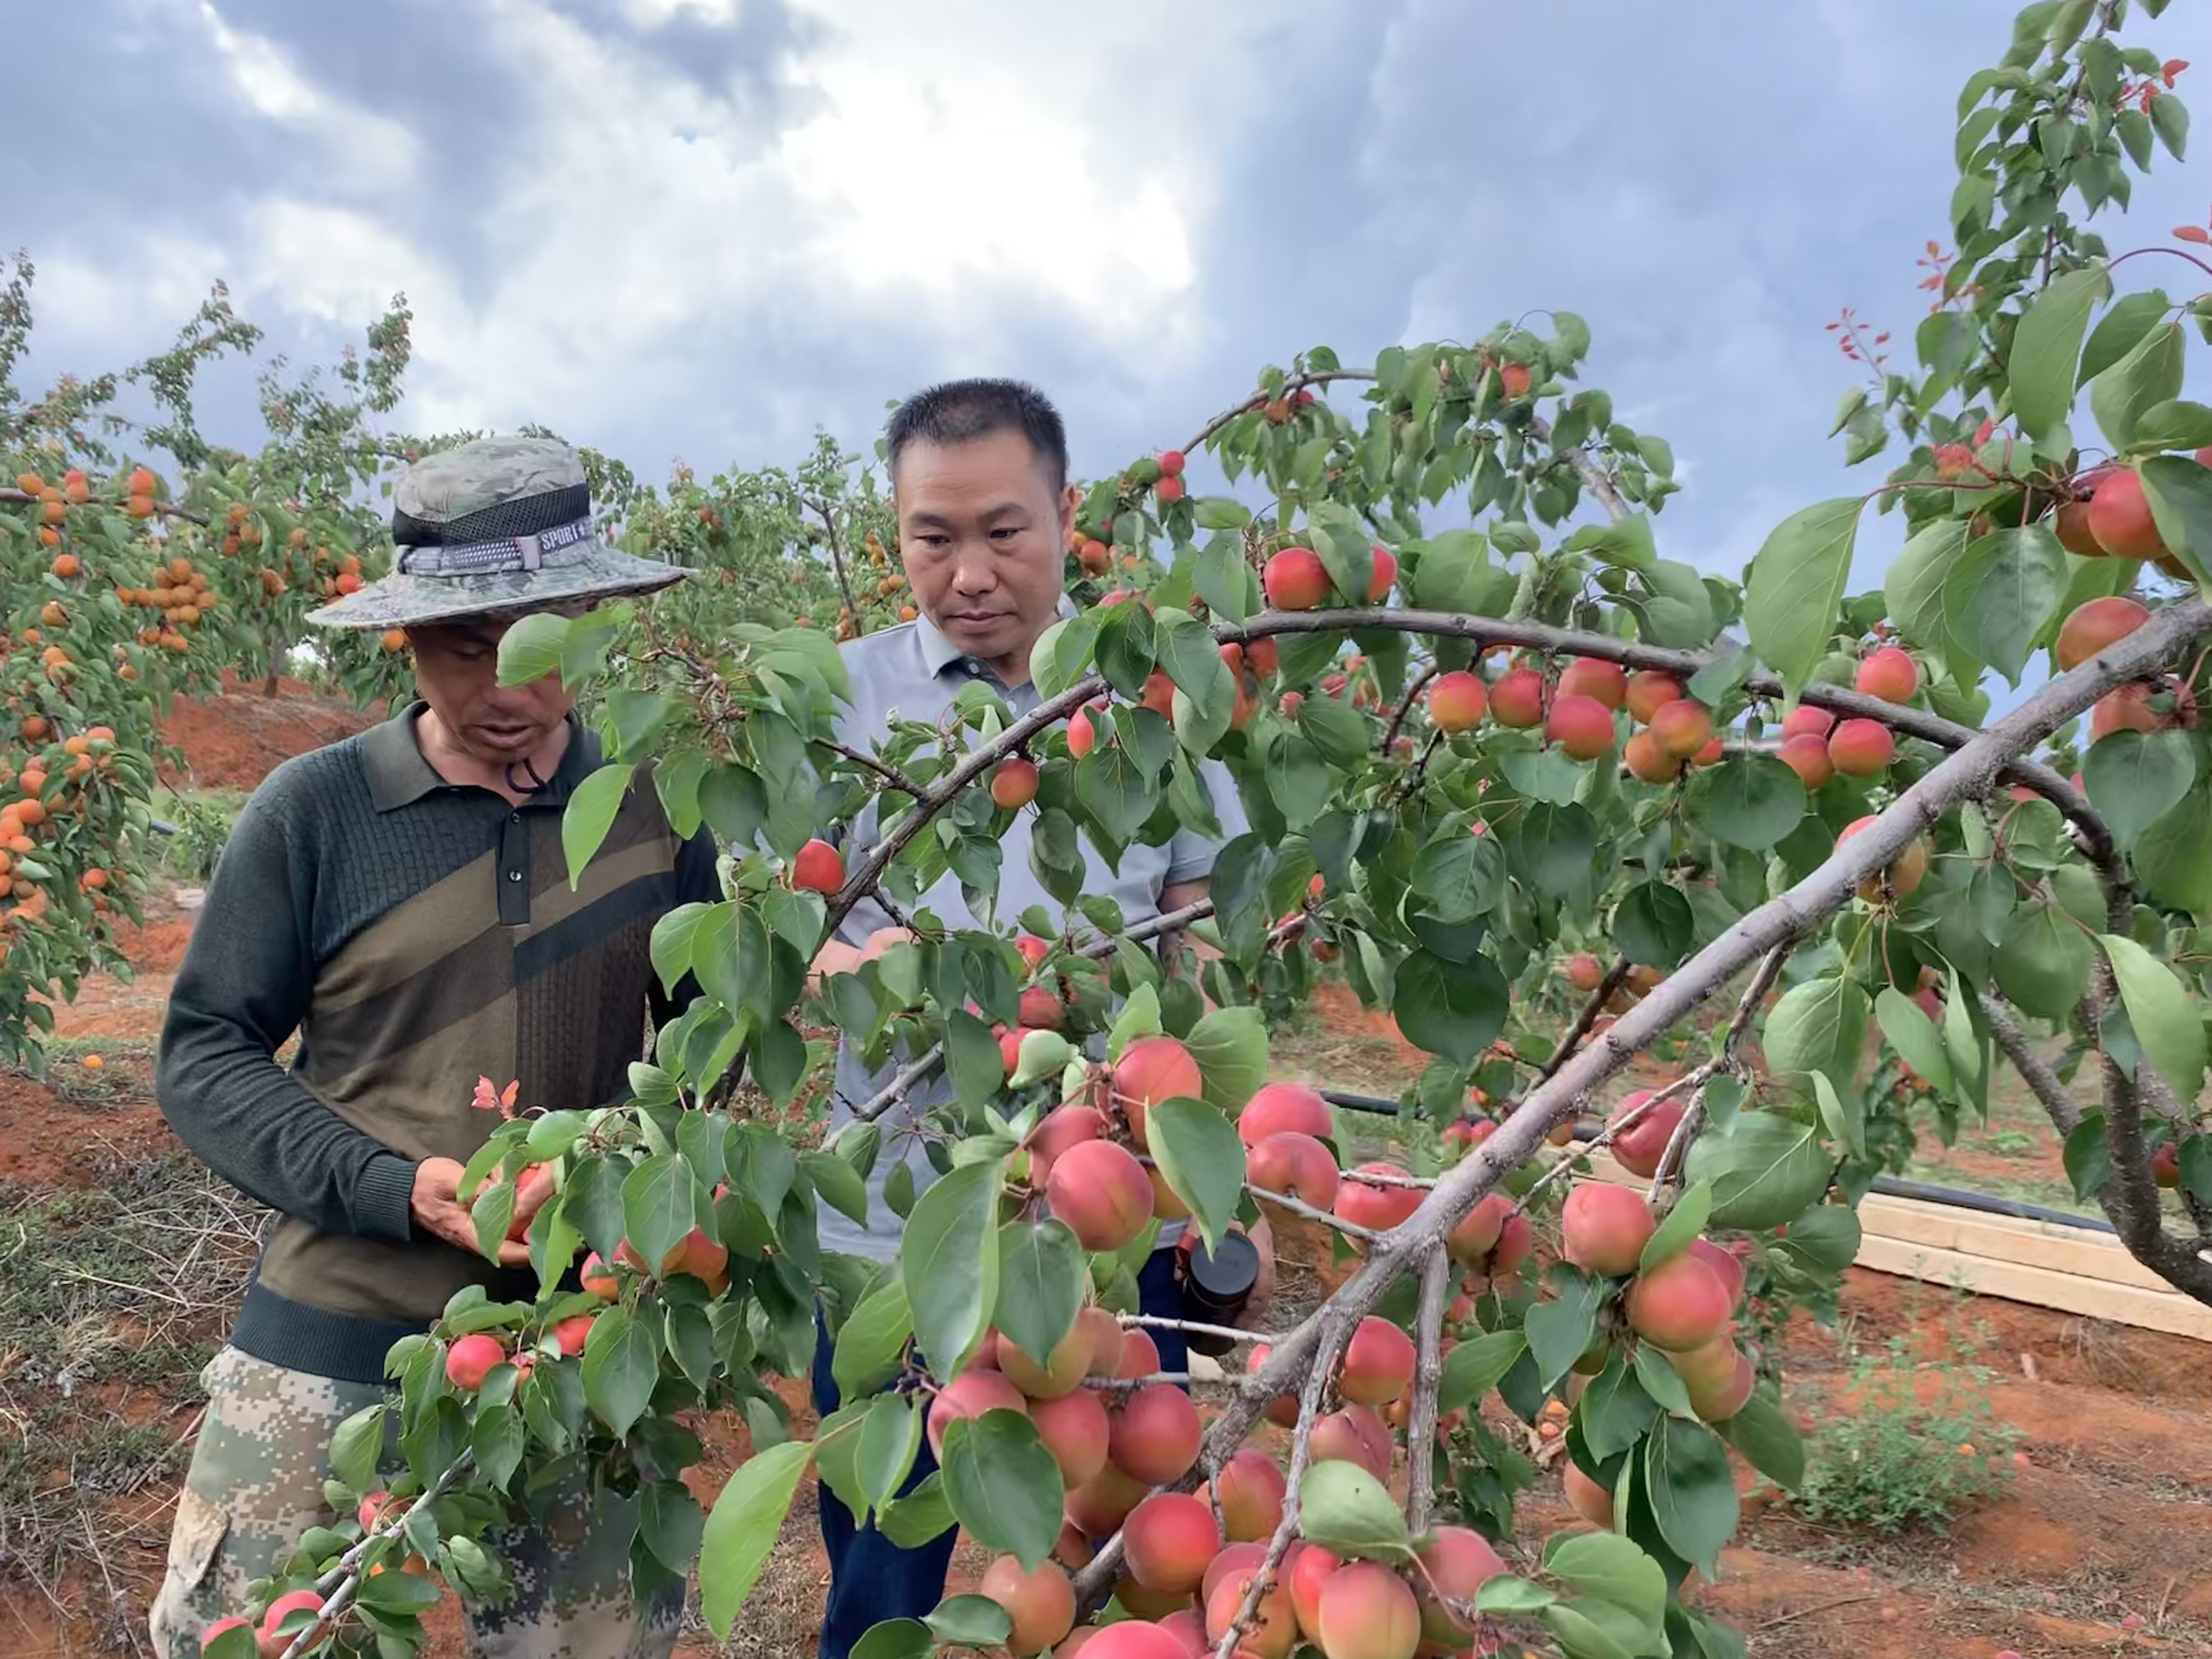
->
[4,681,2208,1657]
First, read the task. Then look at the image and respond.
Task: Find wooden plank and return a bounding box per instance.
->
[1575,1148,2212,1342]
[1852,1234,2212,1343]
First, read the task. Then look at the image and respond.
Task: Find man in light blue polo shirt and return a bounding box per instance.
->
[807,379,1245,1656]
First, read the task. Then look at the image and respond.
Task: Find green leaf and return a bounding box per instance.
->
[2133,780,2212,914]
[1543,1530,1668,1638]
[1684,757,1806,852]
[496,611,571,687]
[1874,988,1954,1094]
[649,902,710,1000]
[2091,321,2185,452]
[1716,1391,1804,1490]
[2141,453,2212,586]
[1477,1577,1558,1617]
[1942,526,2067,687]
[1883,518,1975,669]
[940,1411,1063,1571]
[1410,834,1505,924]
[579,1304,660,1438]
[1156,608,1234,728]
[1438,1329,1527,1413]
[700,1438,813,1637]
[2100,934,2208,1102]
[1145,1097,1247,1252]
[2063,1111,2113,1200]
[1613,882,1693,968]
[1406,528,1497,614]
[1994,906,2095,1020]
[1769,1206,1861,1277]
[1577,1356,1659,1462]
[1298,695,1374,771]
[2011,265,2110,441]
[2151,87,2189,159]
[850,1622,932,1659]
[1640,1179,1713,1273]
[900,1161,1002,1376]
[1685,1114,1835,1231]
[1742,498,1863,689]
[1184,1006,1270,1113]
[1193,496,1252,531]
[562,763,635,888]
[2133,399,2212,452]
[994,1220,1085,1368]
[1296,1459,1414,1562]
[621,1152,698,1282]
[1525,1271,1606,1389]
[1644,1416,1739,1576]
[1762,977,1869,1098]
[1810,1073,1865,1163]
[833,1279,913,1402]
[1392,948,1509,1064]
[329,1403,385,1495]
[640,1480,704,1571]
[858,1394,922,1519]
[926,1595,1014,1650]
[2084,730,2197,850]
[801,1150,870,1228]
[943,1009,1003,1118]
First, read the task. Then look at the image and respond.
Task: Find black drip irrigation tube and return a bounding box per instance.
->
[1317,1086,2118,1237]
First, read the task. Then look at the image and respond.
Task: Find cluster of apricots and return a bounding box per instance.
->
[2052,450,2212,579]
[0,716,122,929]
[112,554,218,653]
[1420,652,1726,781]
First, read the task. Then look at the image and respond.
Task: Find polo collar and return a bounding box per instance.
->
[364,702,597,812]
[914,595,1081,683]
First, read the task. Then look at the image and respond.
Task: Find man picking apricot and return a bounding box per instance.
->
[807,380,1258,1657]
[149,438,715,1658]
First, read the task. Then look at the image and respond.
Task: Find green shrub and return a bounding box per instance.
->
[1793,1340,2019,1534]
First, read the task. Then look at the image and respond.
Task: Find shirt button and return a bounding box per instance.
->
[508,870,523,883]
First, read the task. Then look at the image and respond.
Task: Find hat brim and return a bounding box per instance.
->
[304,543,692,630]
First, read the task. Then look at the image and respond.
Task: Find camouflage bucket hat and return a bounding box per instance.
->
[306,436,689,630]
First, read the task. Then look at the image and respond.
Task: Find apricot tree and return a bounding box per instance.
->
[20,3,2212,1656]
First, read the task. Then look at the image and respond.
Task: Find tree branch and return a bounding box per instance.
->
[1404,1245,1452,1534]
[1649,945,1789,1197]
[1536,956,1632,1086]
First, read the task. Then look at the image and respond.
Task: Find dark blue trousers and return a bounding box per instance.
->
[812,1248,1190,1658]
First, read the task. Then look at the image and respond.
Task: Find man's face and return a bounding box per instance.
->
[894,428,1079,676]
[405,615,575,763]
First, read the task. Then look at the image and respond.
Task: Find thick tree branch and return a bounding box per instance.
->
[1404,1245,1452,1533]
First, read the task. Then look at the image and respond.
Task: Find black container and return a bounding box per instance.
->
[1179,1232,1259,1357]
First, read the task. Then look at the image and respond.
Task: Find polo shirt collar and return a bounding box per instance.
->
[913,596,1081,684]
[364,702,597,812]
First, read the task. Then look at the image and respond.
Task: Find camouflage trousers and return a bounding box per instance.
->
[149,1347,683,1659]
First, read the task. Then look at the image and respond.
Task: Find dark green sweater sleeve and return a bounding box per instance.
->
[156,786,418,1242]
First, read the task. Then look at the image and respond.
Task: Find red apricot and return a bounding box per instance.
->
[1201,1542,1270,1612]
[1002,1323,1093,1400]
[1311,1403,1393,1481]
[1780,704,1835,741]
[1854,645,1918,704]
[2086,469,2167,560]
[1648,699,1713,760]
[1074,1620,1189,1659]
[1114,1036,1204,1147]
[1366,545,1398,603]
[1564,1462,1615,1528]
[1020,986,1065,1030]
[1079,1305,1126,1376]
[1069,707,1098,758]
[1065,1464,1148,1537]
[1109,1384,1203,1486]
[2092,683,2165,738]
[1607,1092,1685,1179]
[1674,1339,1756,1422]
[1776,732,1836,789]
[1414,1526,1506,1648]
[1446,1192,1515,1267]
[928,1369,1029,1458]
[1210,1448,1286,1542]
[1561,1183,1657,1277]
[792,837,843,894]
[1122,1493,1217,1595]
[1489,667,1547,728]
[1545,693,1617,761]
[1336,1165,1423,1231]
[1688,1237,1746,1308]
[1027,1105,1107,1181]
[1263,547,1331,611]
[1558,657,1628,710]
[2055,596,2151,672]
[1031,1387,1111,1486]
[1626,670,1685,725]
[1428,670,1487,733]
[1826,718,1894,777]
[1047,1139,1154,1251]
[1626,1251,1733,1351]
[1338,1316,1417,1405]
[1118,1328,1162,1380]
[2153,1142,2181,1188]
[1239,1082,1333,1146]
[1624,729,1683,784]
[1566,953,1606,992]
[993,758,1041,810]
[983,1555,1078,1655]
[1316,1561,1421,1659]
[1248,1131,1342,1212]
[444,1333,505,1391]
[1287,1542,1341,1639]
[1837,815,1929,901]
[1206,1568,1299,1658]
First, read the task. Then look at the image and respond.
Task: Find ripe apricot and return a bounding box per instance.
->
[1109,1383,1203,1487]
[50,554,80,579]
[1205,1566,1298,1658]
[1310,1403,1393,1481]
[1413,1526,1505,1648]
[1244,1343,1299,1427]
[1121,1492,1216,1595]
[992,758,1041,810]
[1238,1081,1332,1146]
[2086,468,2166,559]
[1031,1387,1110,1486]
[1263,547,1331,611]
[1047,1139,1153,1252]
[1836,815,1929,901]
[1825,718,1894,777]
[1001,1321,1093,1400]
[1073,1619,1187,1658]
[1626,1251,1733,1351]
[982,1555,1078,1655]
[1025,1104,1105,1182]
[1545,692,1616,761]
[1776,732,1836,790]
[2091,683,2165,739]
[1625,670,1684,725]
[791,837,843,893]
[1443,1192,1514,1267]
[14,471,43,494]
[1855,645,1918,703]
[1427,670,1487,733]
[1075,1305,1124,1377]
[1561,1183,1657,1277]
[1564,1461,1615,1528]
[1338,1316,1416,1405]
[1688,1237,1746,1308]
[1558,657,1628,709]
[1364,545,1397,603]
[1210,1448,1286,1542]
[1247,1130,1341,1214]
[1606,1091,1683,1179]
[2055,595,2150,672]
[926,1369,1029,1460]
[1315,1561,1421,1659]
[1068,706,1098,758]
[1673,1337,1756,1421]
[1489,667,1546,728]
[1335,1164,1422,1231]
[1113,1035,1203,1147]
[1648,698,1713,760]
[1065,1464,1147,1538]
[1624,729,1683,784]
[1117,1327,1161,1381]
[444,1333,506,1390]
[1780,704,1834,741]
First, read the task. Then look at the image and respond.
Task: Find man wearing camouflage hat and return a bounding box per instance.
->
[150,437,713,1657]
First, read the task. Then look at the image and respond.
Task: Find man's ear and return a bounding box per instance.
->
[1058,481,1081,540]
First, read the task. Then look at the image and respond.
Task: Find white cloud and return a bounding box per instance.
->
[193,1,421,195]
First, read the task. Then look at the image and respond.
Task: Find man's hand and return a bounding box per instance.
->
[810,926,916,984]
[411,1156,531,1267]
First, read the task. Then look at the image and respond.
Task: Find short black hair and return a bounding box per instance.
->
[885,378,1069,494]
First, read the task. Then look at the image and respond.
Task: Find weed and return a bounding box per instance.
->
[1793,1338,2020,1534]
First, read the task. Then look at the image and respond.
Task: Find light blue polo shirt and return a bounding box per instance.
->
[817,610,1246,1263]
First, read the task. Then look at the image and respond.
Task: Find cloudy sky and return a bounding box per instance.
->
[7,0,2205,590]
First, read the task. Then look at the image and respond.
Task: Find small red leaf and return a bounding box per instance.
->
[2176,226,2212,244]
